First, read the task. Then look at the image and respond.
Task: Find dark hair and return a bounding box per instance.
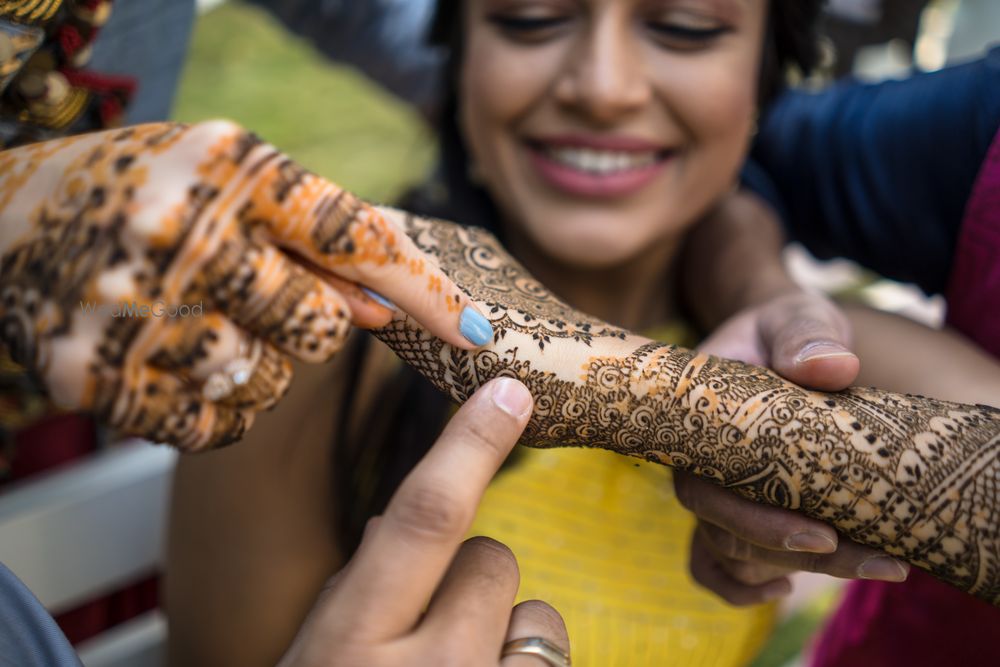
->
[333,0,825,555]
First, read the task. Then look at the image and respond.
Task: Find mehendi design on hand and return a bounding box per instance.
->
[6,127,997,602]
[0,121,473,450]
[374,213,1000,605]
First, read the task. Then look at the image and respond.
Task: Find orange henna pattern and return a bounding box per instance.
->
[373,213,1000,606]
[0,121,416,449]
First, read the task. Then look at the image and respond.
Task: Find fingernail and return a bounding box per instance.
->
[361,287,396,310]
[795,341,855,364]
[460,306,494,346]
[785,531,837,553]
[858,557,909,582]
[491,378,532,418]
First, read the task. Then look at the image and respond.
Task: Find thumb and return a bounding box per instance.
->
[757,293,859,391]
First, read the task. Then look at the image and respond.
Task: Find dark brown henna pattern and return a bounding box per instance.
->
[373,212,1000,606]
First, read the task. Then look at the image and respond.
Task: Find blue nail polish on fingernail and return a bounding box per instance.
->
[362,287,396,310]
[460,307,494,346]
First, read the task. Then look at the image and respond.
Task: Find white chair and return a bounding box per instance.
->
[0,439,176,667]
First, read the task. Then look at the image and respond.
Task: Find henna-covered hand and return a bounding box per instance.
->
[678,191,890,603]
[679,292,891,605]
[371,211,1000,606]
[0,122,491,450]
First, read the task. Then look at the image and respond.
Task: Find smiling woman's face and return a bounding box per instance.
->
[459,0,767,268]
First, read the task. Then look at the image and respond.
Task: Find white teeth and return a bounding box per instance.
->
[546,147,659,175]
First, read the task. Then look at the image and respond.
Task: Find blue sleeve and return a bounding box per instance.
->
[746,47,1000,295]
[88,0,196,123]
[0,563,81,667]
[246,0,443,111]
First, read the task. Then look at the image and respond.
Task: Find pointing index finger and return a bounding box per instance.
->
[243,158,493,350]
[331,378,533,641]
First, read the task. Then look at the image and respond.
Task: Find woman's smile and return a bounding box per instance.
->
[461,0,764,268]
[523,133,674,198]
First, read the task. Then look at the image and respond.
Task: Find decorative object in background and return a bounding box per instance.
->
[0,1,134,148]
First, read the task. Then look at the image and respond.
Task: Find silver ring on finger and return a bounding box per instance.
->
[501,637,571,666]
[202,338,261,401]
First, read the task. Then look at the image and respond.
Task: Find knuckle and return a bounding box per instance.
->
[42,342,88,410]
[743,504,794,549]
[193,119,246,143]
[797,552,828,574]
[705,526,751,561]
[392,484,470,543]
[724,560,778,586]
[284,290,351,363]
[328,203,392,266]
[811,550,863,578]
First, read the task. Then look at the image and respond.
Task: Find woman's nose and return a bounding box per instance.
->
[554,20,652,123]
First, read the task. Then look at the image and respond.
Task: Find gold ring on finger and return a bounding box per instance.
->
[501,637,571,666]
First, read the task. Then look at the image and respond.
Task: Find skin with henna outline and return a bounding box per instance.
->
[373,209,1000,607]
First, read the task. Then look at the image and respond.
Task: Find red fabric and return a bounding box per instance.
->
[61,69,136,97]
[54,574,159,646]
[5,413,97,483]
[944,123,1000,358]
[812,570,1000,667]
[810,128,1000,666]
[61,69,136,126]
[58,25,85,59]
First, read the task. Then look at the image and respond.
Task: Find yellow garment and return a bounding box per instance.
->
[469,323,776,667]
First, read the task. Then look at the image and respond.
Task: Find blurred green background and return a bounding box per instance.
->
[174,1,434,203]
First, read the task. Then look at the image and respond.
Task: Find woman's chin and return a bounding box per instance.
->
[534,233,647,270]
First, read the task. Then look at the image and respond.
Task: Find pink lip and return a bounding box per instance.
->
[525,139,671,199]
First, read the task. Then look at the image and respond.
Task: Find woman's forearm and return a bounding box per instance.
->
[373,210,1000,605]
[847,304,1000,406]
